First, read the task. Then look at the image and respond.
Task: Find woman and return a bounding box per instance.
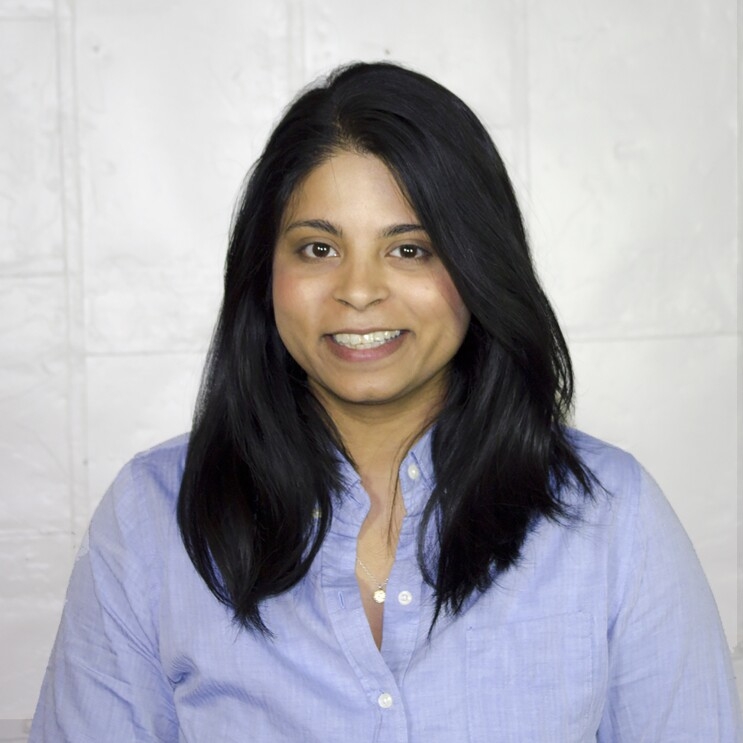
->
[31,62,740,741]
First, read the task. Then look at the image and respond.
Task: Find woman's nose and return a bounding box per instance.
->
[332,256,390,311]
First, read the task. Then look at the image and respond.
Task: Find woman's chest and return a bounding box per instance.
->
[157,532,610,742]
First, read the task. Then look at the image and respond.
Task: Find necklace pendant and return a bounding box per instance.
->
[373,588,386,604]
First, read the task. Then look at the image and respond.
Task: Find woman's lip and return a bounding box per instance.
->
[324,330,408,361]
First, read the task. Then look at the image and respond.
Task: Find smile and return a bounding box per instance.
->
[331,330,402,350]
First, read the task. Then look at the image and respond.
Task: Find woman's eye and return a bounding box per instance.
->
[390,244,431,260]
[299,242,338,259]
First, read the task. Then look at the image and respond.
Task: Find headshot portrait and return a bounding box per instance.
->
[1,1,739,741]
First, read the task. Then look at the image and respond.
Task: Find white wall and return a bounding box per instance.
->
[0,0,738,732]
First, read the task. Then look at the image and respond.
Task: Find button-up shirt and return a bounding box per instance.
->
[30,430,742,741]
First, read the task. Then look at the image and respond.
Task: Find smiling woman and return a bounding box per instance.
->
[29,63,741,742]
[272,151,470,419]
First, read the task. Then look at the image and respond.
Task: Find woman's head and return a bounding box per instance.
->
[218,61,565,422]
[271,148,471,423]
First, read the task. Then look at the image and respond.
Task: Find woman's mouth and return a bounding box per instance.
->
[331,330,402,350]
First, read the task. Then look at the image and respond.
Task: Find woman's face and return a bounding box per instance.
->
[272,150,470,420]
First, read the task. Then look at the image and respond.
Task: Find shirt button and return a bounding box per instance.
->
[407,463,420,480]
[377,692,393,709]
[398,590,413,606]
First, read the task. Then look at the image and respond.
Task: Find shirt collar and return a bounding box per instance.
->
[333,426,435,520]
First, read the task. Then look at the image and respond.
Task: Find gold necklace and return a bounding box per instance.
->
[356,557,390,604]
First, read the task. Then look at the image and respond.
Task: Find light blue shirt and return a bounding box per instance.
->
[30,430,741,741]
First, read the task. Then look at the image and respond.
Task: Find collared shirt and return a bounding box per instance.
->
[30,430,741,742]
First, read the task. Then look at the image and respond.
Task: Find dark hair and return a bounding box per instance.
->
[178,61,595,633]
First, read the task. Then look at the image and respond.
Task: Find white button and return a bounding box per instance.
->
[407,463,420,480]
[398,590,413,606]
[377,692,393,709]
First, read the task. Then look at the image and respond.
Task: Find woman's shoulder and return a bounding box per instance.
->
[559,428,644,508]
[87,433,191,553]
[565,428,640,481]
[127,432,190,486]
[560,428,675,537]
[561,429,691,557]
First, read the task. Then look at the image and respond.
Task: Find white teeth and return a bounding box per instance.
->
[332,330,402,349]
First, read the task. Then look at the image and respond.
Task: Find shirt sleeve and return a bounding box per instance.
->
[598,463,742,742]
[29,458,179,743]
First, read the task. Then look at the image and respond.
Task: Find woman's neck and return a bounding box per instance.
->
[322,398,435,509]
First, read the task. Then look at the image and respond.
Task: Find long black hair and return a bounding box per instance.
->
[178,61,595,633]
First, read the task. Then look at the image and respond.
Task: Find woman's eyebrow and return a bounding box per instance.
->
[283,220,426,238]
[380,223,426,238]
[284,218,341,235]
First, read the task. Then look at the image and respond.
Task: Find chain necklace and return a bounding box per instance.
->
[356,557,390,604]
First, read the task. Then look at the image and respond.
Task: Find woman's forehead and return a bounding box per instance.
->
[279,151,423,233]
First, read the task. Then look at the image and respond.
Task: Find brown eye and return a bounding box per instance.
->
[299,242,338,258]
[390,244,431,260]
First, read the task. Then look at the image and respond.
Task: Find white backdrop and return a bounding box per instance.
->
[0,0,739,730]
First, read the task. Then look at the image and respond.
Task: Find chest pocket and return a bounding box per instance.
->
[466,611,596,742]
